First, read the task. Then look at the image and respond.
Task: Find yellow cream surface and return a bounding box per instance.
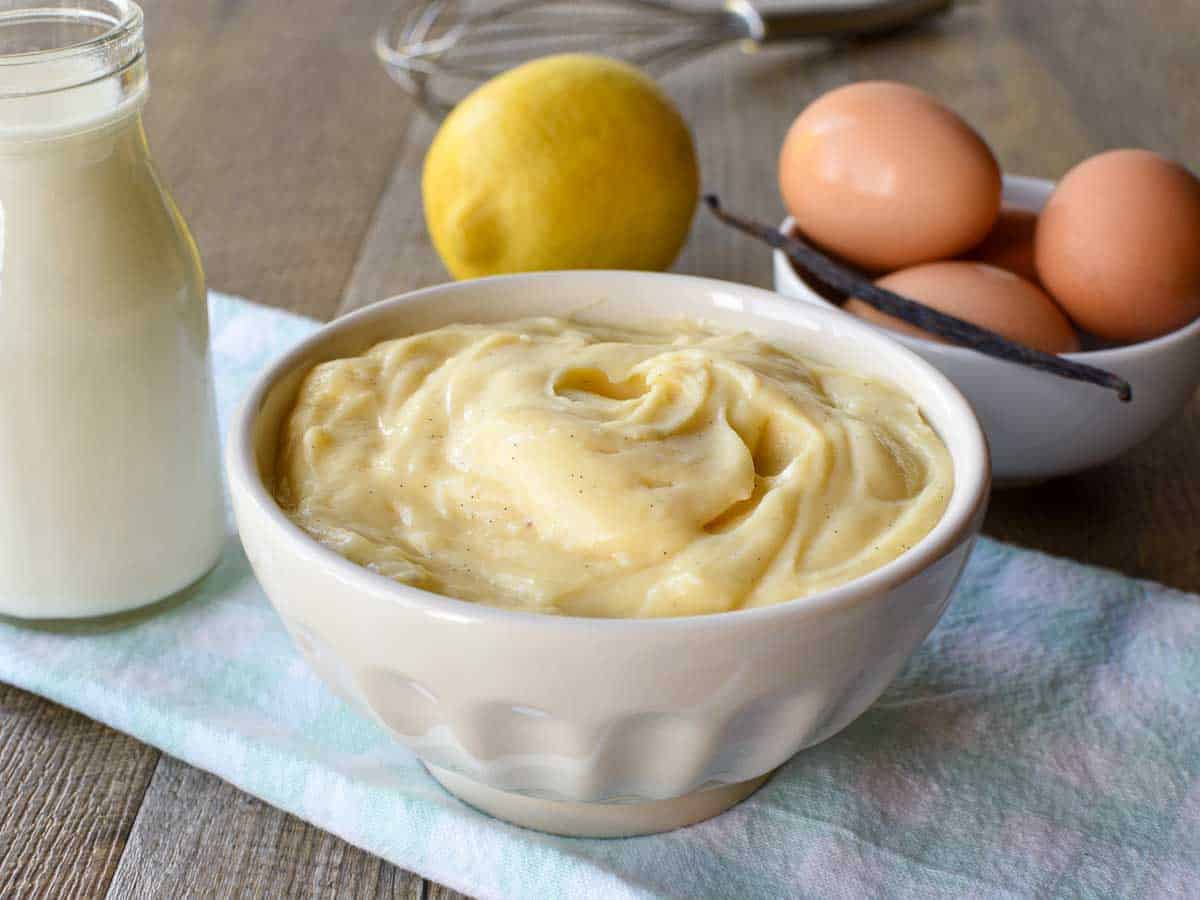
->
[274,318,953,618]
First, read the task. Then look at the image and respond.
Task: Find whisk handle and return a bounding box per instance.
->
[729,0,953,43]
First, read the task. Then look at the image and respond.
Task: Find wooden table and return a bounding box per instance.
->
[2,1,1198,896]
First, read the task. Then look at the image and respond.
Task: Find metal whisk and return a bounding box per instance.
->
[376,0,953,117]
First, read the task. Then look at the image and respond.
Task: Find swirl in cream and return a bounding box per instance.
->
[274,318,952,617]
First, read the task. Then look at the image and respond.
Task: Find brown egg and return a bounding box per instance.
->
[963,208,1040,284]
[779,81,1001,272]
[845,261,1080,354]
[1035,149,1200,343]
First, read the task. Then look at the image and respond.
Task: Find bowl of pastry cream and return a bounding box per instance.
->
[226,271,989,837]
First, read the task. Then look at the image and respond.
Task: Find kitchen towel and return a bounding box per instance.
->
[1,292,1197,900]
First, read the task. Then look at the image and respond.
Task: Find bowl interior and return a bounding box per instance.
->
[242,271,989,618]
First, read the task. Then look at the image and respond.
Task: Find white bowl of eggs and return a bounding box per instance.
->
[768,82,1200,485]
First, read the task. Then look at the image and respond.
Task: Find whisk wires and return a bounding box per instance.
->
[376,0,743,116]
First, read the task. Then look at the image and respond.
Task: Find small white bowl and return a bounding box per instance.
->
[227,271,989,837]
[774,175,1200,485]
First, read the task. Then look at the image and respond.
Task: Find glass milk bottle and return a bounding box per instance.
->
[0,1,224,620]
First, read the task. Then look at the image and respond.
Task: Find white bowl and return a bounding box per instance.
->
[226,271,989,837]
[774,175,1200,485]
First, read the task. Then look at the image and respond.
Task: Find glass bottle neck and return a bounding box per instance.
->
[0,1,146,143]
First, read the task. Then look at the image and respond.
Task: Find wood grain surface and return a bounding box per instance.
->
[0,687,158,898]
[2,1,1197,897]
[107,757,424,900]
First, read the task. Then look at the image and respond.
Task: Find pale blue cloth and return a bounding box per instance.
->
[1,293,1197,899]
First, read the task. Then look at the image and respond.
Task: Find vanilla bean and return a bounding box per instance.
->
[704,195,1132,402]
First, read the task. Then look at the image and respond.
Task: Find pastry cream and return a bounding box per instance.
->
[274,318,952,618]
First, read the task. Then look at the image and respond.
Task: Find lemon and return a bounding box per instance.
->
[422,54,699,280]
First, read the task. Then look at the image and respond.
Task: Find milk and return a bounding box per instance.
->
[0,21,225,619]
